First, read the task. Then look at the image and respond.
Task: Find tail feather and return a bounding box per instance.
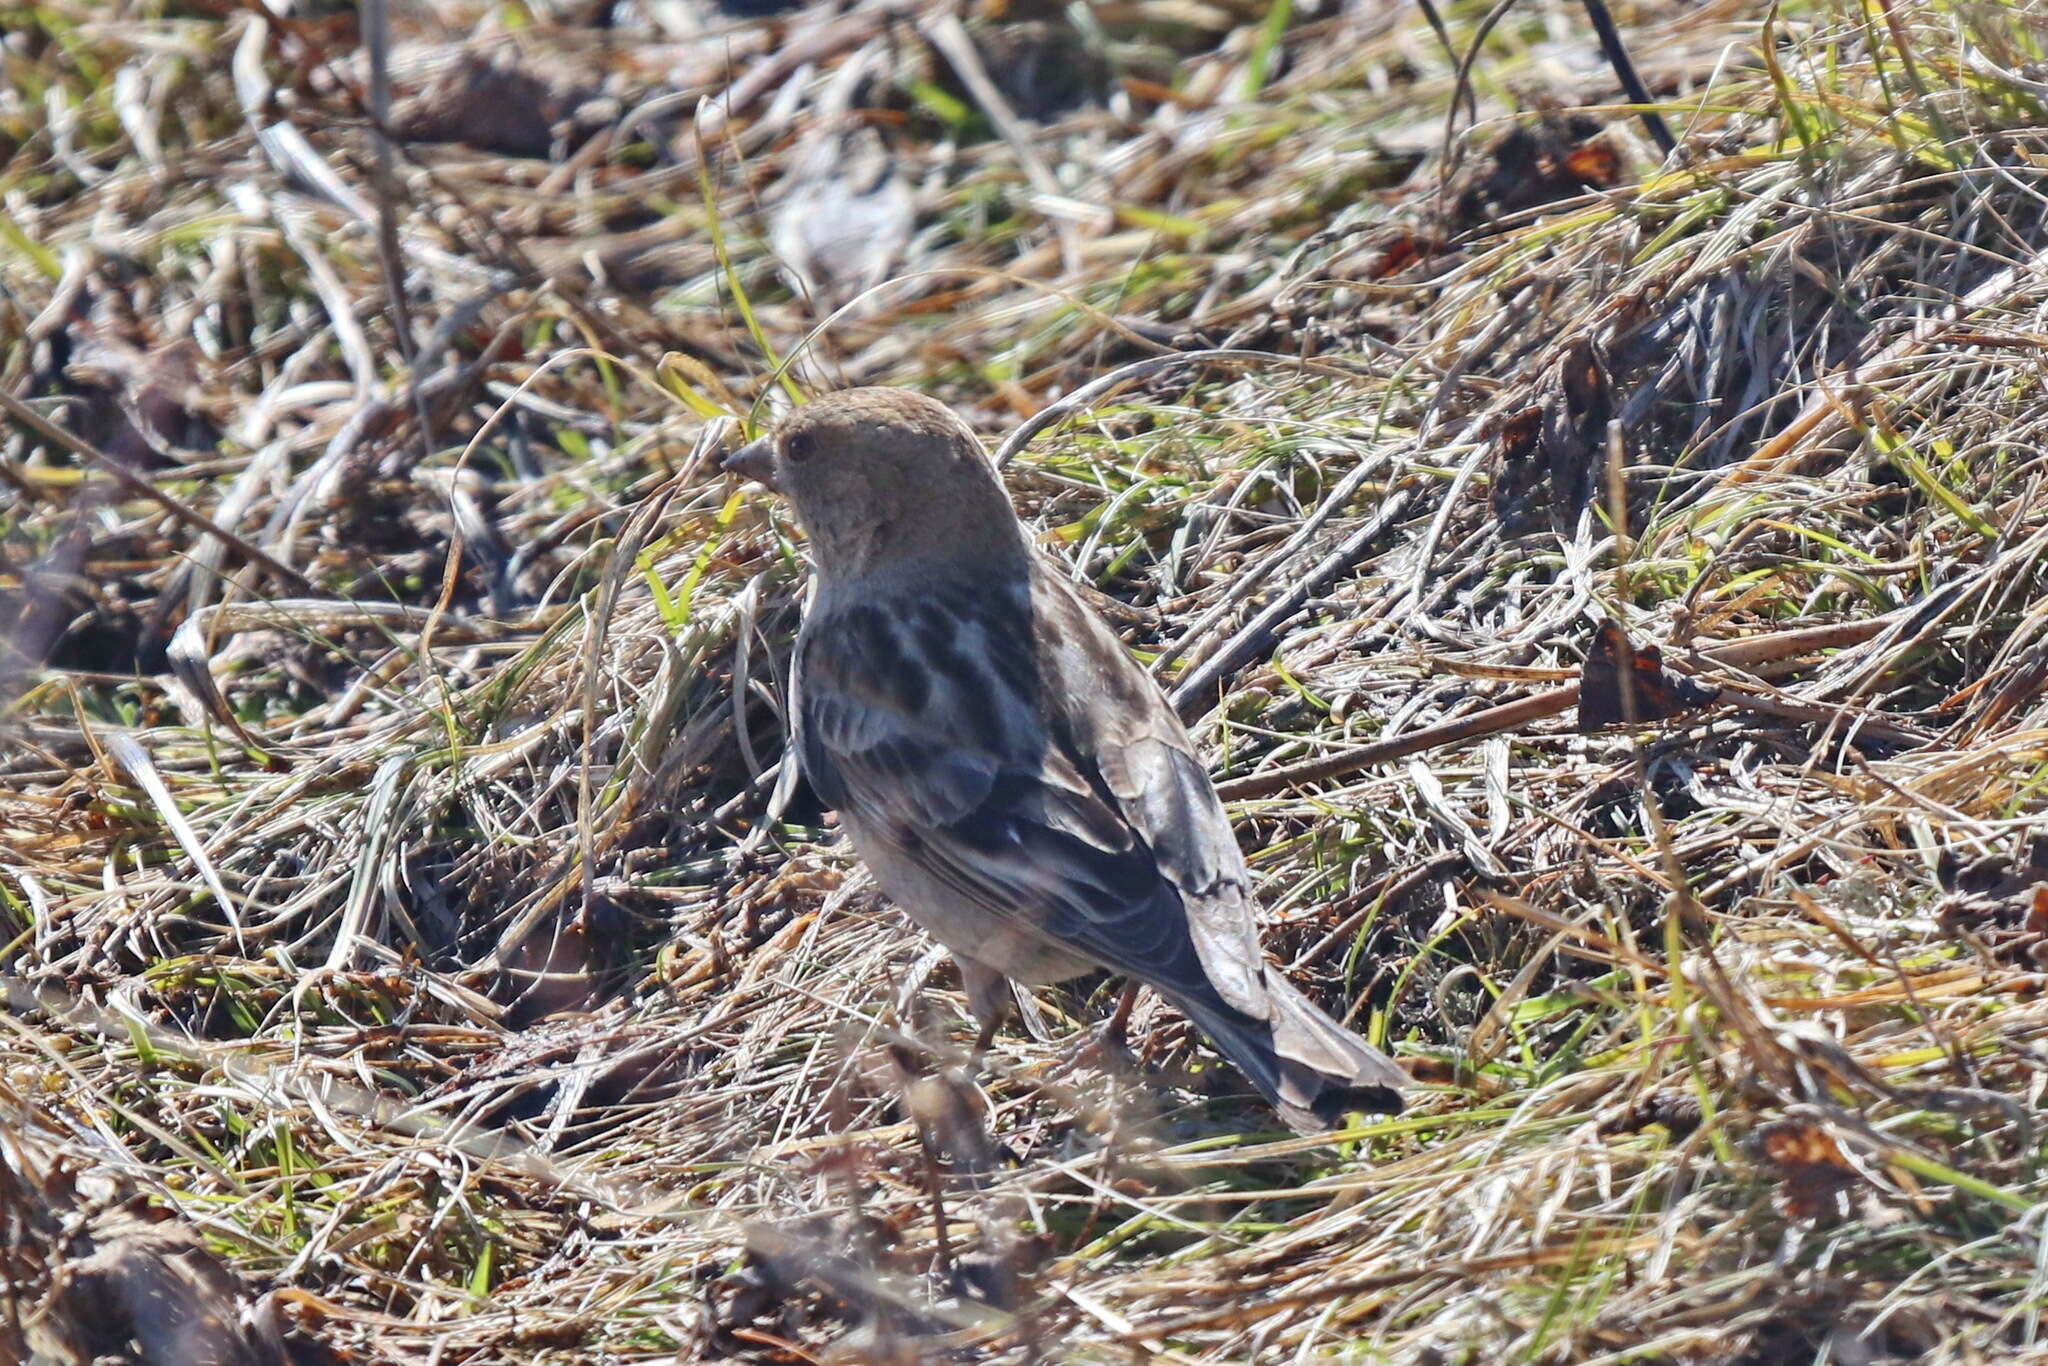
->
[1171,974,1407,1133]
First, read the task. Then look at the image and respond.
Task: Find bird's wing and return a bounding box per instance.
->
[1032,568,1268,1015]
[794,574,1262,1007]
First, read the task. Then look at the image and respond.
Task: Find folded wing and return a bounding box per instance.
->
[795,576,1246,1000]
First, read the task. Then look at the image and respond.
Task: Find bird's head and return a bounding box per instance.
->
[723,388,1027,582]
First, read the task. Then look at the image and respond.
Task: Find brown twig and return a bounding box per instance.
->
[1216,617,1894,800]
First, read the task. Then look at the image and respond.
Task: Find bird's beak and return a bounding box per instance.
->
[721,436,780,491]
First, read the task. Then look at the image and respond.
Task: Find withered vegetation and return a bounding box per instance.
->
[5,0,2048,1361]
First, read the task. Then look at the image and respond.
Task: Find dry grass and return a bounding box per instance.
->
[6,0,2048,1361]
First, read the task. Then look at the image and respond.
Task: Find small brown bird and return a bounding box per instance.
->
[724,388,1407,1131]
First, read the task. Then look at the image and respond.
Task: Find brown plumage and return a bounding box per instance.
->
[724,387,1408,1132]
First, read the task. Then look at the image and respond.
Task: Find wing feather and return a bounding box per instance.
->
[794,569,1266,1012]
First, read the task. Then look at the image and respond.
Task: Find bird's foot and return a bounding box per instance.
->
[1051,982,1143,1077]
[1051,1021,1139,1078]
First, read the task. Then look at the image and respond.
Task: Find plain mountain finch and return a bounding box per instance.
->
[725,388,1407,1132]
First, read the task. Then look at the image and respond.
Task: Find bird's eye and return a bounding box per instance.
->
[783,429,819,464]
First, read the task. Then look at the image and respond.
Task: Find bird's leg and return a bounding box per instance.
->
[1055,980,1142,1075]
[971,1013,1002,1062]
[1102,980,1138,1051]
[958,957,1011,1064]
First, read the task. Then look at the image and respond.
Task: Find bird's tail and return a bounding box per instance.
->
[1170,974,1407,1134]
